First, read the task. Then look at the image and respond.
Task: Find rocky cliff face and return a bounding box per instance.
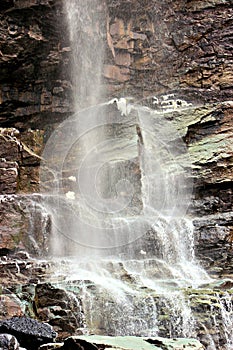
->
[105,0,233,101]
[0,0,233,347]
[0,0,71,129]
[1,0,232,123]
[104,0,233,278]
[0,0,232,271]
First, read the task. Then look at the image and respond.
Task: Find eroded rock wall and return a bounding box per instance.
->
[0,0,232,272]
[0,0,71,129]
[105,0,233,101]
[1,0,232,125]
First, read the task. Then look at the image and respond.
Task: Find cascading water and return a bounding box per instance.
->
[39,0,233,348]
[64,0,105,109]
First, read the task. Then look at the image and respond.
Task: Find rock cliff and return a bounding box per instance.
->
[0,0,233,348]
[0,0,232,272]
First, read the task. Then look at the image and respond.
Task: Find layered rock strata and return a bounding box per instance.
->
[0,0,232,264]
[0,0,232,348]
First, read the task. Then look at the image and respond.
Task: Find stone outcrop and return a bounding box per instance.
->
[106,0,233,102]
[0,333,23,350]
[163,101,233,274]
[1,0,232,125]
[0,0,232,348]
[34,283,85,340]
[59,335,205,350]
[0,0,232,264]
[0,0,71,129]
[0,128,44,194]
[0,317,57,350]
[0,195,50,256]
[0,332,205,350]
[0,254,232,349]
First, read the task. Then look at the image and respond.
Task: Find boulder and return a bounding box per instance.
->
[39,343,64,350]
[0,334,19,350]
[0,317,57,350]
[0,252,51,287]
[60,335,205,350]
[0,296,24,320]
[34,283,85,340]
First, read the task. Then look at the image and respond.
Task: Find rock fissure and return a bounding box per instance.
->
[0,0,233,348]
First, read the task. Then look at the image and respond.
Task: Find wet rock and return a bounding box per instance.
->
[34,283,85,340]
[193,212,233,278]
[39,343,64,350]
[0,334,19,350]
[0,0,232,271]
[0,317,57,350]
[114,52,131,67]
[0,296,24,320]
[61,338,98,350]
[0,195,50,256]
[60,336,205,350]
[0,252,51,287]
[106,0,233,99]
[0,0,232,347]
[13,0,53,9]
[0,128,44,194]
[0,159,18,194]
[157,101,233,274]
[0,255,231,348]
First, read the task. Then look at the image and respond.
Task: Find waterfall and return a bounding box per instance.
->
[39,0,233,346]
[217,292,233,349]
[64,0,105,109]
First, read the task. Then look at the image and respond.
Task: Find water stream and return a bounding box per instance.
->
[38,0,233,348]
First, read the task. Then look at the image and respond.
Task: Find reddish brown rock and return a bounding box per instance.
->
[0,0,232,279]
[0,128,44,194]
[114,52,131,67]
[0,160,18,194]
[103,64,130,82]
[34,283,85,340]
[0,295,24,319]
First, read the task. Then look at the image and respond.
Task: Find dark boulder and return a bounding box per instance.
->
[0,334,19,350]
[0,317,57,350]
[61,338,98,350]
[34,283,85,340]
[60,335,204,350]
